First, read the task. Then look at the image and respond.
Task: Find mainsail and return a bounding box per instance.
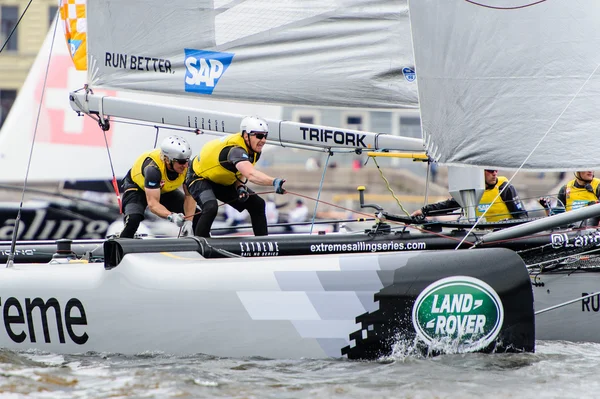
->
[84,0,418,110]
[409,0,600,170]
[65,0,424,154]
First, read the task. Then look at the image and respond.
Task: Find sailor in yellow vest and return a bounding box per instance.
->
[120,135,195,238]
[411,169,528,222]
[557,171,600,211]
[185,116,287,237]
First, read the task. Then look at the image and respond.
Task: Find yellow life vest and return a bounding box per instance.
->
[476,176,512,222]
[130,149,186,193]
[565,178,600,211]
[192,133,257,186]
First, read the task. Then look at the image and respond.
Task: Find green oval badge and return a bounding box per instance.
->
[412,276,504,352]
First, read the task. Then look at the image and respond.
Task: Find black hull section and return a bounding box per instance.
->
[2,227,600,266]
[342,249,535,358]
[0,201,120,241]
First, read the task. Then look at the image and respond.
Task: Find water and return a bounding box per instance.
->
[1,341,598,398]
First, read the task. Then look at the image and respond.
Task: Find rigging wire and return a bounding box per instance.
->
[100,117,123,213]
[6,12,59,268]
[535,291,597,315]
[0,0,32,54]
[309,151,333,235]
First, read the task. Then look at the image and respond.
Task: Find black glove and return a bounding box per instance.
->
[412,212,426,221]
[538,197,550,209]
[273,178,286,195]
[237,185,249,202]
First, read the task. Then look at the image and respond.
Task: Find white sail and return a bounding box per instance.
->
[0,27,281,183]
[84,0,417,110]
[409,0,600,170]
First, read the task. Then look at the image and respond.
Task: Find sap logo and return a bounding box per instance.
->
[402,67,416,82]
[184,49,234,95]
[477,203,491,213]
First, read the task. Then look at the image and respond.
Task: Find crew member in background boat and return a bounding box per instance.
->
[411,169,528,222]
[185,116,287,237]
[539,171,600,220]
[120,135,195,238]
[265,195,280,225]
[288,199,309,223]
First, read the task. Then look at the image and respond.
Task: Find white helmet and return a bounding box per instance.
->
[240,116,269,135]
[160,135,192,161]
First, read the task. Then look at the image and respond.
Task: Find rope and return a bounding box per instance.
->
[99,116,122,213]
[6,14,59,268]
[370,157,411,216]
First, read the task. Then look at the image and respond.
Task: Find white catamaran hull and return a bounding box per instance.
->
[533,274,600,343]
[0,246,534,359]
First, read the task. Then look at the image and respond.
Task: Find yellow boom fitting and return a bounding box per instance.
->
[366,152,429,161]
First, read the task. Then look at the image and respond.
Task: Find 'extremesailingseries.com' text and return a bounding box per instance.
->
[310,241,426,253]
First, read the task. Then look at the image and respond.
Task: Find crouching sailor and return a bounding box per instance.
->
[185,116,287,237]
[120,135,195,238]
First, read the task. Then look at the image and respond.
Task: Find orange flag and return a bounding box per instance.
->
[59,0,87,70]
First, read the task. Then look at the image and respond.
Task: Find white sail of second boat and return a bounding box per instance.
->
[410,0,600,170]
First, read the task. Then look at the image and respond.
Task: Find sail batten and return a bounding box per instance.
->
[410,0,600,170]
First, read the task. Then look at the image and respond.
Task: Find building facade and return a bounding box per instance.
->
[0,0,57,128]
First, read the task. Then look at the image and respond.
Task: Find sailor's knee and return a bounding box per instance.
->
[201,200,219,218]
[246,195,266,212]
[124,213,144,227]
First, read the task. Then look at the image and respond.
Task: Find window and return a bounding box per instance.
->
[346,116,362,126]
[342,112,369,131]
[291,109,320,125]
[48,5,59,28]
[1,6,18,51]
[399,116,421,138]
[298,115,314,124]
[0,90,17,129]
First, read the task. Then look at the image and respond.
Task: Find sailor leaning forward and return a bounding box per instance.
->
[120,135,195,238]
[185,116,287,237]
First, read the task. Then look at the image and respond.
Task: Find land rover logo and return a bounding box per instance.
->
[412,276,504,352]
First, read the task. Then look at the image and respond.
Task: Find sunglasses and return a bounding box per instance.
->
[173,158,190,165]
[251,133,268,140]
[484,169,498,173]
